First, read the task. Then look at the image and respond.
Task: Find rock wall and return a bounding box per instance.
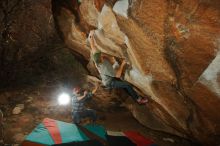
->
[52,0,220,145]
[0,0,59,87]
[0,0,88,87]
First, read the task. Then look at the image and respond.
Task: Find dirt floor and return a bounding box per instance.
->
[0,83,198,146]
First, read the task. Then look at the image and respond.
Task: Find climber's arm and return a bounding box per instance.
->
[77,91,88,101]
[115,60,126,78]
[89,30,98,54]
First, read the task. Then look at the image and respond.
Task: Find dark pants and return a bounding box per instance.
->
[73,109,97,124]
[108,79,139,101]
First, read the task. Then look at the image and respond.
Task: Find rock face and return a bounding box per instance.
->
[52,0,220,145]
[0,0,60,87]
[0,0,87,87]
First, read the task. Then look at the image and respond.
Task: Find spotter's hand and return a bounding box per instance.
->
[83,91,88,96]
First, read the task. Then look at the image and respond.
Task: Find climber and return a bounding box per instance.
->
[71,84,99,124]
[88,30,148,105]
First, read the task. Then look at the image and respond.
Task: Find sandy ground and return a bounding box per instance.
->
[0,84,199,146]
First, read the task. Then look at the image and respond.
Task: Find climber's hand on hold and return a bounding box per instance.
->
[89,30,95,39]
[83,90,88,96]
[121,59,126,66]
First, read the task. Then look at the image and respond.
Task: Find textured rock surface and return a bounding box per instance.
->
[0,0,61,87]
[53,0,220,145]
[0,0,88,88]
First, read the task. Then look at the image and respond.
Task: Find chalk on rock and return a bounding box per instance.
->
[113,0,129,18]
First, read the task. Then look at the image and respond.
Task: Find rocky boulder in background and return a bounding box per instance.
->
[52,0,220,145]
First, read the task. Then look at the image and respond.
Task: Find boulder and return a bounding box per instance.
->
[52,0,220,144]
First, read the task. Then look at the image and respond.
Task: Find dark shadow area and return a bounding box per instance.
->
[0,0,87,90]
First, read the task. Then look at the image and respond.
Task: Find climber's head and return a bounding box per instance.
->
[73,86,81,94]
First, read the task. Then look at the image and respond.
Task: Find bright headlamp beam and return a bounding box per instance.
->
[58,93,70,105]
